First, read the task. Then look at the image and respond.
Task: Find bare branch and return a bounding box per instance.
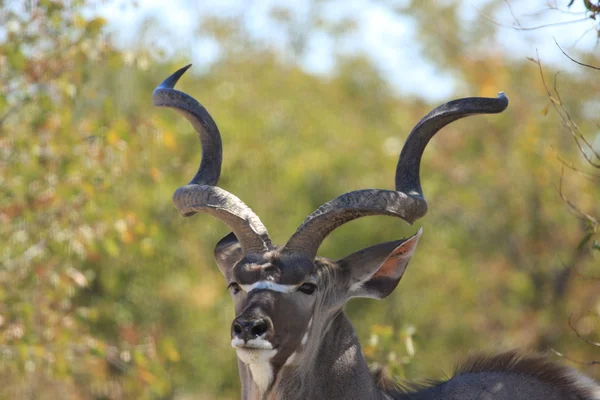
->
[575,270,600,280]
[552,70,564,106]
[550,348,600,366]
[568,314,600,348]
[556,252,600,280]
[568,26,597,48]
[554,38,600,70]
[534,53,600,168]
[556,153,600,181]
[479,10,590,32]
[558,167,600,225]
[553,243,590,300]
[0,103,26,127]
[504,0,523,29]
[523,7,587,17]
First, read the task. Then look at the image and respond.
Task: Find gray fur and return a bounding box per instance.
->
[383,351,600,399]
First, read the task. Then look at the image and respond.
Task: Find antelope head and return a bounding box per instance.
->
[153,65,508,397]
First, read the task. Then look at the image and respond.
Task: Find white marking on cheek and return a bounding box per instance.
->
[240,281,298,293]
[284,351,299,366]
[301,331,308,346]
[231,337,245,348]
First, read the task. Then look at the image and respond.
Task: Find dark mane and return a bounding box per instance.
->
[374,351,600,400]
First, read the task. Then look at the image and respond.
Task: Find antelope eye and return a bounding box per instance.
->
[298,283,317,295]
[228,282,242,294]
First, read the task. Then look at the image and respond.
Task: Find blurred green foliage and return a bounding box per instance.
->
[0,0,598,399]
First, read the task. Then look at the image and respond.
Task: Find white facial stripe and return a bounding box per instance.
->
[240,281,298,293]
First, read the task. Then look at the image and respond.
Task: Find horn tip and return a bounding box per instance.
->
[497,91,509,108]
[152,64,193,106]
[157,64,193,90]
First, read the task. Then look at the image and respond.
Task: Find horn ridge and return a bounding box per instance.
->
[282,93,509,260]
[154,65,272,254]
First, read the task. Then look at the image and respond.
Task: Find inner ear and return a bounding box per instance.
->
[344,228,422,300]
[214,232,243,276]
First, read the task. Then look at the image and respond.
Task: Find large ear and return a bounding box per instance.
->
[342,228,422,299]
[214,232,243,277]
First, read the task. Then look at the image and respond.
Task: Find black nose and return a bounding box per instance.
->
[231,317,272,342]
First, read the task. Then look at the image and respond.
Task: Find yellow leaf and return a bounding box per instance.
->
[163,131,177,150]
[541,102,549,116]
[150,167,162,182]
[166,347,180,362]
[121,229,134,244]
[134,221,147,235]
[141,238,154,257]
[82,182,95,195]
[371,324,393,337]
[139,368,157,384]
[87,17,107,34]
[107,130,119,145]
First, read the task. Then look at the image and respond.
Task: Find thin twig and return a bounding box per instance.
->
[523,7,587,17]
[481,11,590,31]
[568,314,600,349]
[558,167,600,225]
[554,38,600,70]
[550,348,600,366]
[556,153,600,181]
[504,0,523,29]
[557,253,600,280]
[568,26,597,48]
[552,70,563,105]
[575,270,600,280]
[535,53,600,168]
[0,105,19,126]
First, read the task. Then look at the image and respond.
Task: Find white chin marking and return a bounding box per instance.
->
[249,362,274,394]
[236,348,277,364]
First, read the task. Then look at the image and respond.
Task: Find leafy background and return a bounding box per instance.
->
[0,0,598,398]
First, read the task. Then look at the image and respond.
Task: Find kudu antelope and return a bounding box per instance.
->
[153,65,600,400]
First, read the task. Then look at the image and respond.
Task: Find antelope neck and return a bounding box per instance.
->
[238,312,381,400]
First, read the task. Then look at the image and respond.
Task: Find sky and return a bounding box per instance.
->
[96,0,598,101]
